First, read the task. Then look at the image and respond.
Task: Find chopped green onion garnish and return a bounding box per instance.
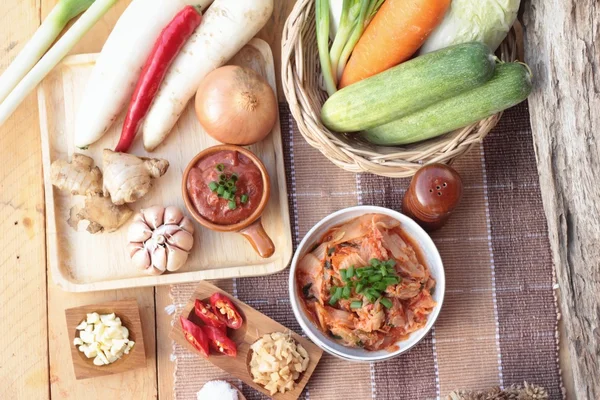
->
[380,298,393,309]
[219,173,227,181]
[370,258,379,266]
[340,269,347,282]
[368,274,382,283]
[226,180,235,189]
[208,181,218,191]
[355,282,364,293]
[216,163,225,172]
[350,301,362,309]
[347,266,355,278]
[228,200,236,210]
[342,286,351,299]
[231,173,238,181]
[217,186,225,196]
[223,190,231,199]
[240,194,249,204]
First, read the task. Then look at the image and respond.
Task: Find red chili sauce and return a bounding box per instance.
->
[187,150,263,225]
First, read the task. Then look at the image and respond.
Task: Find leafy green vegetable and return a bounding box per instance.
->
[420,0,520,54]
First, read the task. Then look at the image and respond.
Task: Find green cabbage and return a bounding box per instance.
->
[420,0,520,54]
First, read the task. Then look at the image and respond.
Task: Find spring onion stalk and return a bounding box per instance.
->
[316,0,337,96]
[329,0,361,83]
[0,0,117,127]
[0,0,95,104]
[336,0,383,80]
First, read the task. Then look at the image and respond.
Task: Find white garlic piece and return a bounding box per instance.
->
[127,206,195,275]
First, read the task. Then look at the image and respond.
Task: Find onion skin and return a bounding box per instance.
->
[194,66,277,145]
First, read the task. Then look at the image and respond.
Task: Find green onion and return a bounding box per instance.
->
[336,0,382,80]
[208,181,218,191]
[380,265,388,276]
[228,200,236,210]
[355,282,364,294]
[340,269,347,282]
[329,0,362,82]
[223,190,231,199]
[0,0,118,126]
[368,274,382,283]
[335,286,343,298]
[370,258,379,266]
[347,265,355,278]
[216,163,225,172]
[240,194,249,204]
[315,0,337,96]
[217,186,225,196]
[342,286,351,299]
[231,173,238,181]
[380,298,393,309]
[218,173,227,181]
[350,300,363,309]
[226,180,235,189]
[329,291,340,306]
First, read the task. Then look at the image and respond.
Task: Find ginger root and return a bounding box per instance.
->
[50,154,103,196]
[68,196,133,234]
[102,149,169,205]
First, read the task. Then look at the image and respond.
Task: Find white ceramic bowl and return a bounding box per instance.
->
[288,206,445,362]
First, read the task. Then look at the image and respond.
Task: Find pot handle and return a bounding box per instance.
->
[239,218,275,258]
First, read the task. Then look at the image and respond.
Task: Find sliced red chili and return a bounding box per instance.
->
[194,299,226,332]
[180,316,209,357]
[201,325,237,357]
[209,293,243,330]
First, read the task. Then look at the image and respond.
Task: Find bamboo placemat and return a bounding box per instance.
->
[169,103,564,400]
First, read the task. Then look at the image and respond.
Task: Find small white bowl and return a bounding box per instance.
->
[288,206,445,362]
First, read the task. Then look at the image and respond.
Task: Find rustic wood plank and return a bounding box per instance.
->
[0,0,50,398]
[522,1,599,398]
[37,0,157,398]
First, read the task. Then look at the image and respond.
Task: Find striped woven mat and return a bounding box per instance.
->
[170,103,564,400]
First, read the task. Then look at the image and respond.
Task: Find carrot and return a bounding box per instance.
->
[339,0,450,88]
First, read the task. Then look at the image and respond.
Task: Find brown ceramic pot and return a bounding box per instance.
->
[182,145,274,258]
[402,163,463,232]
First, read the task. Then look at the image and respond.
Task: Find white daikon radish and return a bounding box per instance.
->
[142,0,274,151]
[74,0,214,149]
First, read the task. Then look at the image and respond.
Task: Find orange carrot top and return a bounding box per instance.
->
[339,0,451,88]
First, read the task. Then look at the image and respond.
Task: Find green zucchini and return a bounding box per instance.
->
[321,42,496,132]
[362,63,533,146]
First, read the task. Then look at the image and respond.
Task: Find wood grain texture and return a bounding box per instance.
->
[522,1,599,398]
[0,1,49,399]
[38,1,157,399]
[65,299,146,380]
[37,40,292,292]
[169,280,323,400]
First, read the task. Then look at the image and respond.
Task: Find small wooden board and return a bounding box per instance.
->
[65,299,146,380]
[37,39,292,292]
[169,281,323,400]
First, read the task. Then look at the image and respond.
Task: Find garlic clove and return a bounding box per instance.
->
[165,243,190,272]
[179,217,195,235]
[166,229,194,252]
[130,245,151,272]
[142,205,165,230]
[150,245,167,274]
[127,220,152,242]
[163,206,183,225]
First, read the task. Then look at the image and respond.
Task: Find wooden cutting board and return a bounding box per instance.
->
[37,38,292,292]
[169,280,323,400]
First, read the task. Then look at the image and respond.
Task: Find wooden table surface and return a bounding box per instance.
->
[0,0,583,399]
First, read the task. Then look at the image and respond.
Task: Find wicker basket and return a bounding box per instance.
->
[281,0,523,178]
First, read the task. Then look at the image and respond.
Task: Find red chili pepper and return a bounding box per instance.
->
[180,316,209,357]
[194,299,226,332]
[202,326,237,357]
[115,6,202,152]
[209,293,244,330]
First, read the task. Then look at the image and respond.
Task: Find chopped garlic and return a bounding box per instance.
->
[73,311,134,367]
[249,332,310,396]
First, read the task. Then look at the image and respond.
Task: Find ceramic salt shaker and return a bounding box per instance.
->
[402,163,463,232]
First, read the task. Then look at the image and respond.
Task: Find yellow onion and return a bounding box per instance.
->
[194,66,277,145]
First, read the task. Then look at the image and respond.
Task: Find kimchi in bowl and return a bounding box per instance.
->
[289,206,445,362]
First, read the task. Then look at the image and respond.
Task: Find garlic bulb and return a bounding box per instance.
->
[127,206,195,275]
